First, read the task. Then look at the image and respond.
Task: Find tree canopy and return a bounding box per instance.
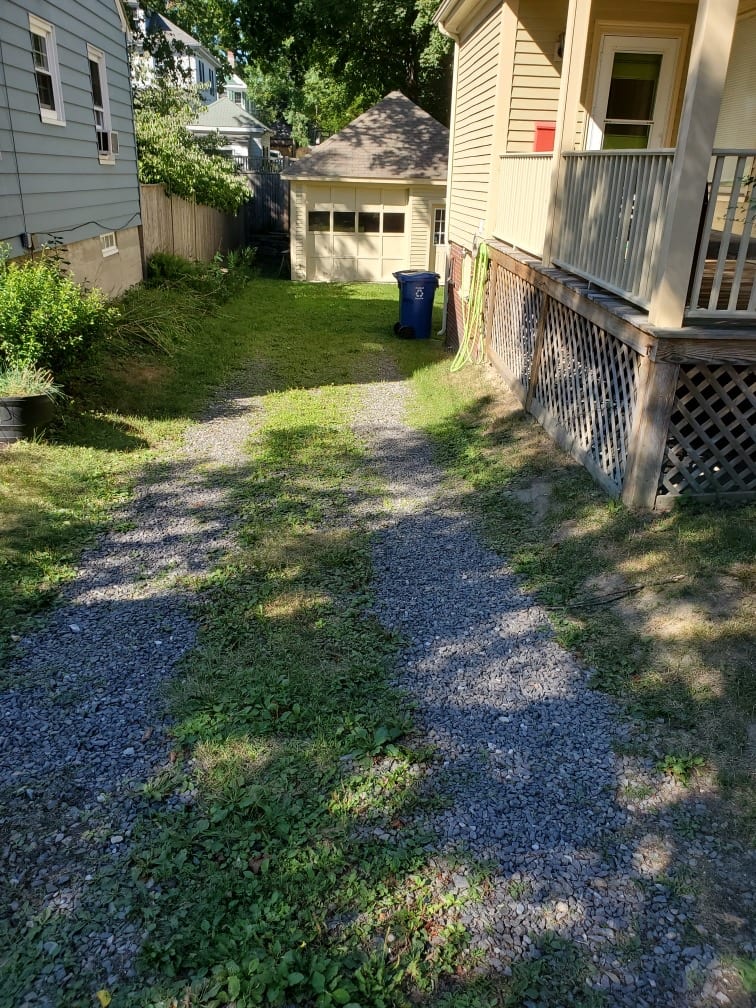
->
[145,0,453,142]
[133,85,249,214]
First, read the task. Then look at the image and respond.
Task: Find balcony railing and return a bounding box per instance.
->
[688,150,756,317]
[553,150,674,310]
[494,153,552,257]
[494,147,755,319]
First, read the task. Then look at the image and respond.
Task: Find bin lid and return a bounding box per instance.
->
[392,270,440,282]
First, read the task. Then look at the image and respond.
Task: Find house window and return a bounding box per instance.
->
[433,208,446,245]
[333,212,356,232]
[308,211,330,232]
[197,60,206,82]
[209,68,215,93]
[383,212,405,234]
[29,15,65,125]
[87,45,114,161]
[100,232,118,257]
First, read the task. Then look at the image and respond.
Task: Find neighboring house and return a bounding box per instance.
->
[186,95,271,163]
[126,3,220,103]
[0,0,142,295]
[435,0,755,508]
[283,91,448,283]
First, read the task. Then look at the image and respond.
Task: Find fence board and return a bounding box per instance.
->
[243,171,290,234]
[138,184,241,263]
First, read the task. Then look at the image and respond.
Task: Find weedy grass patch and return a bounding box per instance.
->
[121,324,484,1007]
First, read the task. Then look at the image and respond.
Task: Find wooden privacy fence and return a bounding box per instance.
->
[483,244,756,508]
[242,169,290,234]
[139,184,242,262]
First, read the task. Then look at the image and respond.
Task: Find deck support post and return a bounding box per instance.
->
[647,0,739,328]
[622,356,680,509]
[541,0,591,268]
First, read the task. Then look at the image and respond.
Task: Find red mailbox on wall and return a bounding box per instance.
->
[534,121,556,152]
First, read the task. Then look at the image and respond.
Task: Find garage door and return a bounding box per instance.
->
[305,185,409,281]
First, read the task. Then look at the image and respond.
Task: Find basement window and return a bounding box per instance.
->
[100,232,118,257]
[29,15,65,125]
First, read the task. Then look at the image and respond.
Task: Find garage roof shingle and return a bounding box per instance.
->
[282,91,449,182]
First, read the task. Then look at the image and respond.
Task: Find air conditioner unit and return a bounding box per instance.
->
[109,131,119,155]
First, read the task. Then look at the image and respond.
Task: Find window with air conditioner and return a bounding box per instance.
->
[29,15,65,125]
[87,45,115,163]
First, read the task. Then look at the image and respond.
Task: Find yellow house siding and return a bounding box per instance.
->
[715,11,756,147]
[507,0,568,152]
[409,187,435,269]
[290,184,307,281]
[448,2,503,247]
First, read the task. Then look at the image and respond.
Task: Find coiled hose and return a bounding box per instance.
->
[451,242,489,372]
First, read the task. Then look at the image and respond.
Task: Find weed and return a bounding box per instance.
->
[656,753,706,785]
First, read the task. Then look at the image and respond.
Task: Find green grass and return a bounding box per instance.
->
[0,279,438,666]
[2,276,754,1005]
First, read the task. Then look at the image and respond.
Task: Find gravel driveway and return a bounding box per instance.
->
[0,359,747,1006]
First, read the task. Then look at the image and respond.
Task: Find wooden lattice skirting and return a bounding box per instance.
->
[658,363,756,500]
[485,250,641,498]
[482,246,756,507]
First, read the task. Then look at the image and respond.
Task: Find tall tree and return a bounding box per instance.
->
[236,0,453,126]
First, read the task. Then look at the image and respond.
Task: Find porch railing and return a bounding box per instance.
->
[494,153,552,258]
[553,150,674,310]
[687,150,756,317]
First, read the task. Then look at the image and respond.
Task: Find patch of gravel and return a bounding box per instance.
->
[0,376,261,1006]
[354,373,752,1008]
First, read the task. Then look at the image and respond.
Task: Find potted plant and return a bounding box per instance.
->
[0,366,60,446]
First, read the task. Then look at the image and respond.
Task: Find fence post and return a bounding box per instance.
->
[622,355,680,508]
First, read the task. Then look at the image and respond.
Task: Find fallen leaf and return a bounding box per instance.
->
[168,750,177,764]
[141,727,154,742]
[96,991,112,1007]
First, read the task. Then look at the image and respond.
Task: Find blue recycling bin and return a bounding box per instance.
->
[392,270,440,339]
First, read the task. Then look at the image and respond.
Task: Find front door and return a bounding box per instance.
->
[587,34,681,150]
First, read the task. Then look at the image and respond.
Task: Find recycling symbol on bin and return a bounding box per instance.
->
[414,288,424,299]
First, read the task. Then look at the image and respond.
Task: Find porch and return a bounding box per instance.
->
[495,148,756,321]
[441,0,755,509]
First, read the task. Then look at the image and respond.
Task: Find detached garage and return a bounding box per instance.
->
[283,92,449,283]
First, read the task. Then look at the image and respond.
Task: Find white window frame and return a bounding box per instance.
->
[587,31,683,151]
[29,14,65,125]
[87,44,115,164]
[99,232,118,257]
[433,207,446,246]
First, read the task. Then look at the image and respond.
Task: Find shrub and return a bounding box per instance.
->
[134,84,249,214]
[0,251,117,373]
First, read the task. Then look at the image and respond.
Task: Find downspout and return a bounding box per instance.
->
[436,22,460,338]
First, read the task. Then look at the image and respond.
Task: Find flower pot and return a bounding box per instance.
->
[0,394,55,446]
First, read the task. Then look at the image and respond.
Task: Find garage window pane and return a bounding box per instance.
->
[383,212,405,234]
[358,212,380,233]
[333,212,356,232]
[308,211,330,231]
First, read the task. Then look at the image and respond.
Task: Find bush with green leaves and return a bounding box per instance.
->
[134,84,250,214]
[0,250,117,374]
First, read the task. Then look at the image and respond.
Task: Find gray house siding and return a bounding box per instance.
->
[0,0,141,258]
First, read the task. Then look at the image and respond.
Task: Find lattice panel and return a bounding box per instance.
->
[488,262,542,390]
[658,364,756,497]
[531,301,641,490]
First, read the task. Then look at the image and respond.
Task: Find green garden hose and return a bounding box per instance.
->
[451,242,489,372]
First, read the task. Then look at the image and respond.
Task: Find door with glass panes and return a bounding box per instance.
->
[587,35,681,150]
